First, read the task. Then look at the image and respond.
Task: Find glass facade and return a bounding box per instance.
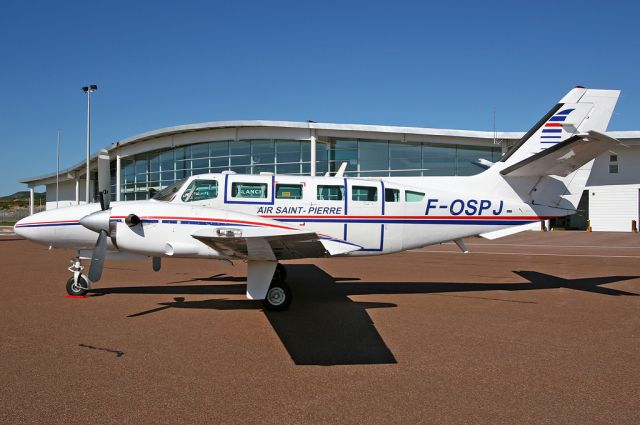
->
[119,138,501,200]
[121,140,312,200]
[330,139,502,177]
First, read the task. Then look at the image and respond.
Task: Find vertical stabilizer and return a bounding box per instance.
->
[491,88,620,212]
[498,87,620,169]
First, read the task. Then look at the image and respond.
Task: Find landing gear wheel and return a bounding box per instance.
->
[66,276,88,296]
[274,263,287,281]
[262,280,292,311]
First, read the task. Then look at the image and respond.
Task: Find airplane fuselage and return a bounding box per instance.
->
[15,172,555,259]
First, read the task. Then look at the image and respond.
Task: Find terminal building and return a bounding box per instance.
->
[19,120,640,232]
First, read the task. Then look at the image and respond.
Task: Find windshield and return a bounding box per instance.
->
[152,179,188,202]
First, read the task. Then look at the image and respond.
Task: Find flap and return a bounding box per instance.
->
[193,231,324,260]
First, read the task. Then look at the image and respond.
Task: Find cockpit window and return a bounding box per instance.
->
[182,179,219,202]
[152,179,187,202]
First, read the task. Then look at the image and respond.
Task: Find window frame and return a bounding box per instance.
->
[317,184,344,201]
[231,182,269,199]
[351,185,378,202]
[384,188,400,202]
[405,190,425,202]
[276,183,304,200]
[181,179,219,202]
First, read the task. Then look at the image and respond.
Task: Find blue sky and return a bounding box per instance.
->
[1,0,638,195]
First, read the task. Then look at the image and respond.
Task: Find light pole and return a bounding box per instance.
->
[82,84,97,203]
[56,129,60,208]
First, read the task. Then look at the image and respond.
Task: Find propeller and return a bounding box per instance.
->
[79,149,112,282]
[97,149,111,211]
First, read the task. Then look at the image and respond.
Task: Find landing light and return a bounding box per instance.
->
[216,228,242,238]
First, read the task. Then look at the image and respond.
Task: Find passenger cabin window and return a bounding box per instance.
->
[181,179,218,202]
[385,188,400,202]
[232,182,268,198]
[317,185,344,201]
[352,186,377,202]
[276,184,303,199]
[405,190,425,202]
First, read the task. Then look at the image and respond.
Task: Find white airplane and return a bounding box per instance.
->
[15,87,620,310]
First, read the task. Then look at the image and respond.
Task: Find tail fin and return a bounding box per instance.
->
[491,87,620,212]
[498,87,620,169]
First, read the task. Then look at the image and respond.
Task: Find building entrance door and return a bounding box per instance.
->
[550,190,589,230]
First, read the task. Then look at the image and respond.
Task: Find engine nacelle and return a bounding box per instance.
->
[109,202,224,258]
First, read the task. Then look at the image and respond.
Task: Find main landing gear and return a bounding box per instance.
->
[262,263,292,311]
[66,256,89,296]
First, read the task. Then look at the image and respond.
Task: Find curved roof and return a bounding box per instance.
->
[110,120,524,149]
[19,120,640,185]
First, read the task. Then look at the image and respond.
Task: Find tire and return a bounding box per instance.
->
[66,276,88,296]
[262,280,292,311]
[274,263,287,281]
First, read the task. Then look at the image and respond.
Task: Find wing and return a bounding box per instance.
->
[191,228,361,260]
[500,131,618,177]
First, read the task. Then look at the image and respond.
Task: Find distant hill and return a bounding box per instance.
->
[0,191,46,210]
[0,191,46,201]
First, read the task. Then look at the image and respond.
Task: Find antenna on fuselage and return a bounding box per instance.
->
[324,162,348,177]
[333,162,348,178]
[493,105,498,145]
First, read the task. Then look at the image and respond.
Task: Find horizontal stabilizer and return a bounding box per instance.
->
[500,131,618,177]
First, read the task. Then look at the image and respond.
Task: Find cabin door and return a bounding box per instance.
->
[345,180,383,251]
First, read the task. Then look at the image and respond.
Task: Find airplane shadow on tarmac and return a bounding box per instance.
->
[91,265,639,366]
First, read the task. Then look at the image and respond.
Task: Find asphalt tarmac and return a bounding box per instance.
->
[1,232,639,424]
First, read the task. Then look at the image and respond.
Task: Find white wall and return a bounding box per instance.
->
[588,185,639,232]
[587,144,640,187]
[45,179,93,209]
[586,145,640,231]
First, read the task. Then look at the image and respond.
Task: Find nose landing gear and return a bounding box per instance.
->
[66,256,89,296]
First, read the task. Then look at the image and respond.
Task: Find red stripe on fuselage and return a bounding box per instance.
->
[262,215,552,220]
[15,219,79,227]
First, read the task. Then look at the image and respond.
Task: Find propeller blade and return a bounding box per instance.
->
[88,229,108,282]
[97,149,111,210]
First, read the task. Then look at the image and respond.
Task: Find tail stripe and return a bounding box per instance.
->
[500,103,563,162]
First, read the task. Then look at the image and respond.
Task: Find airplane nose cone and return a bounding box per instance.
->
[79,209,111,234]
[13,217,27,238]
